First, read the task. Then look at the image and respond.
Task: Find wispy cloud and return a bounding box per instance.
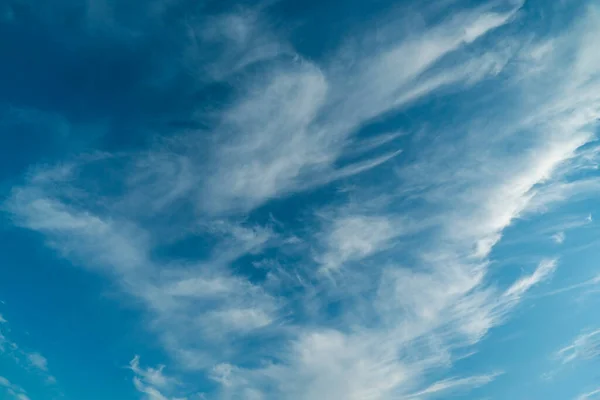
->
[536,275,600,299]
[577,388,600,400]
[0,316,58,390]
[504,259,558,299]
[316,214,400,273]
[27,352,49,372]
[0,376,30,400]
[130,356,188,400]
[178,1,522,216]
[2,0,600,399]
[557,329,600,364]
[190,9,291,81]
[5,163,281,370]
[552,231,566,244]
[406,372,503,398]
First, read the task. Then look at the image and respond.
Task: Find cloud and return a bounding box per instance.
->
[213,329,418,399]
[406,372,503,398]
[534,213,593,245]
[3,0,600,399]
[552,231,566,244]
[189,0,523,215]
[5,168,150,275]
[557,329,600,364]
[577,388,600,400]
[27,353,48,372]
[130,356,189,400]
[0,376,30,400]
[133,378,171,400]
[329,2,522,119]
[4,0,523,222]
[5,160,282,369]
[0,318,57,390]
[190,10,291,81]
[199,61,330,214]
[316,214,400,273]
[503,259,558,299]
[537,275,600,299]
[130,356,175,390]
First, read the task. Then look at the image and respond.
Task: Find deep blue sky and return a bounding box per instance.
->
[1,0,600,399]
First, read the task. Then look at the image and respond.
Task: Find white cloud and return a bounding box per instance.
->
[227,330,416,399]
[4,161,282,369]
[5,182,150,274]
[331,3,522,121]
[504,259,558,299]
[133,377,171,400]
[537,275,600,299]
[0,376,29,400]
[130,356,187,400]
[205,308,273,332]
[406,373,503,398]
[27,352,48,372]
[317,214,399,272]
[130,356,174,390]
[3,1,600,400]
[557,329,600,364]
[577,388,600,400]
[199,61,330,214]
[0,319,57,389]
[190,1,523,216]
[192,10,291,81]
[552,231,566,244]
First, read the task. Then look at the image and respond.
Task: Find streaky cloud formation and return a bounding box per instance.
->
[0,315,58,396]
[0,376,30,400]
[405,372,503,398]
[577,388,600,400]
[1,0,600,399]
[557,328,600,364]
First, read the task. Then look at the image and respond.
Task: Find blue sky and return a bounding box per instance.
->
[1,0,600,399]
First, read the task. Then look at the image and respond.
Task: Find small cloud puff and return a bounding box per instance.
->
[552,231,566,244]
[27,352,48,371]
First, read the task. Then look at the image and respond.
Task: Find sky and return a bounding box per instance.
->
[1,0,600,399]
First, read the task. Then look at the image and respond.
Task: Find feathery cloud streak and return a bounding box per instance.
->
[2,0,600,399]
